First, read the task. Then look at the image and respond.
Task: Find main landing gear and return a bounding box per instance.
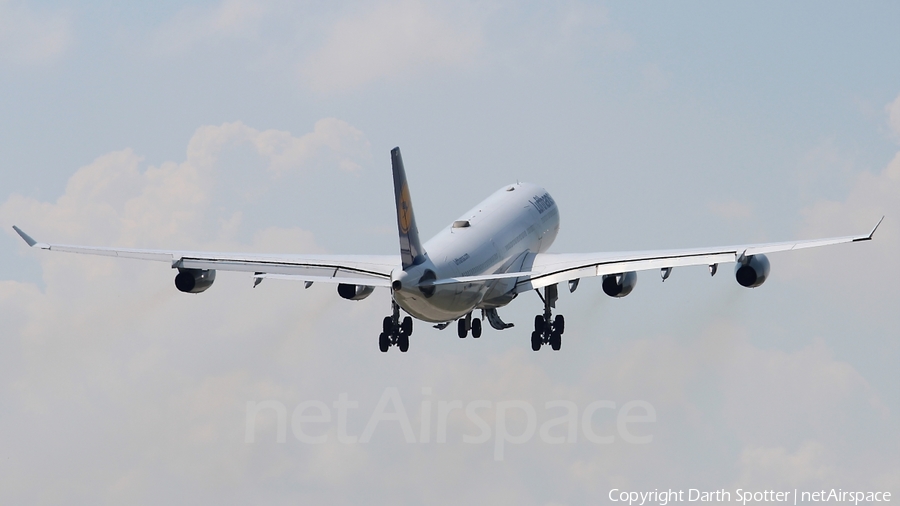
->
[532,284,564,351]
[457,312,482,338]
[380,300,413,353]
[433,309,510,337]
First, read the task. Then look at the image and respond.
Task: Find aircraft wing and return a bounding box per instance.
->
[12,226,398,285]
[514,218,883,292]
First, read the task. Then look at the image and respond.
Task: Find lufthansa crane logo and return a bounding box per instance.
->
[399,183,412,233]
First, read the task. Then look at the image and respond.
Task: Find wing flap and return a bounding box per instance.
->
[48,244,176,262]
[11,227,398,280]
[517,221,879,292]
[520,252,735,291]
[743,233,871,256]
[177,256,394,281]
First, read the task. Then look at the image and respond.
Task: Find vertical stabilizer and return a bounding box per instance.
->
[391,147,426,269]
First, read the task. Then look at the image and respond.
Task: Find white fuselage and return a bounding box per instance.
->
[392,182,559,322]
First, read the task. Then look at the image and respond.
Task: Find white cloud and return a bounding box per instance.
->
[147,1,632,94]
[556,3,632,55]
[887,93,900,139]
[795,138,860,201]
[487,2,632,68]
[785,98,900,308]
[717,337,886,444]
[0,118,377,502]
[0,113,896,501]
[735,442,834,488]
[0,253,895,502]
[152,0,269,53]
[301,0,482,93]
[188,119,370,176]
[2,119,369,248]
[0,0,70,64]
[724,99,892,338]
[709,199,753,220]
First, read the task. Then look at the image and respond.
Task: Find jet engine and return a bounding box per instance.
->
[602,271,637,297]
[175,268,216,293]
[734,254,770,288]
[338,284,375,301]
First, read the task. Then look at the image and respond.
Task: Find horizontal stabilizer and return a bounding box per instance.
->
[253,273,392,287]
[425,271,535,286]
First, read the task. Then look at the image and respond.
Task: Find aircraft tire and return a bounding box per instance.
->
[379,333,390,352]
[383,316,393,334]
[402,316,413,335]
[458,319,467,338]
[531,331,541,351]
[554,314,565,334]
[471,318,482,338]
[550,331,561,351]
[534,315,544,332]
[398,333,409,352]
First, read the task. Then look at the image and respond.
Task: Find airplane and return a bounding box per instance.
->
[13,147,883,353]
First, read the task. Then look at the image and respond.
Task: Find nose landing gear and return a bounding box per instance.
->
[531,284,564,351]
[380,300,412,352]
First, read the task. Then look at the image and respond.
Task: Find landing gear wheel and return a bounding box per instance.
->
[534,315,544,332]
[549,331,561,351]
[401,316,413,335]
[383,316,393,334]
[531,284,567,351]
[531,331,542,351]
[379,332,389,352]
[471,318,482,338]
[398,333,409,352]
[458,318,468,338]
[554,314,565,334]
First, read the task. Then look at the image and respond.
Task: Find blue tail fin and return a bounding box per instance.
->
[391,147,426,269]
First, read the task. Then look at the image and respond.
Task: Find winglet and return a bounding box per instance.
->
[12,226,38,247]
[853,216,884,242]
[868,216,884,240]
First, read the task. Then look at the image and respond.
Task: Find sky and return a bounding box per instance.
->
[1,1,899,504]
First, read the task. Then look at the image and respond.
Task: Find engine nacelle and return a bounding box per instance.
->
[734,254,770,288]
[602,271,637,298]
[337,284,375,301]
[175,268,216,293]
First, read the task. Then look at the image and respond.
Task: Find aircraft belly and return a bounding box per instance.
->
[393,284,485,323]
